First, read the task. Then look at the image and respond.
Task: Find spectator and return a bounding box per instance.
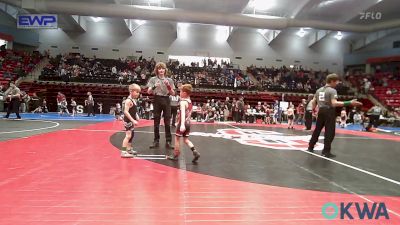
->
[236,97,245,123]
[296,99,305,125]
[56,92,66,114]
[204,108,217,123]
[20,91,30,113]
[353,111,362,124]
[363,78,371,94]
[366,105,382,131]
[111,65,117,75]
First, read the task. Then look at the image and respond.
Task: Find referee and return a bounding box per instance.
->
[3,81,22,119]
[308,74,362,158]
[147,62,176,149]
[304,94,314,131]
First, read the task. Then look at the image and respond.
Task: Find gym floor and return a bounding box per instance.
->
[1,113,399,225]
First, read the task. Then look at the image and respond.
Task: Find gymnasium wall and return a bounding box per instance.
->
[0,12,40,47]
[344,30,400,66]
[36,20,349,72]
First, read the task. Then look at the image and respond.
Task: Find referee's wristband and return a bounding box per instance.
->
[152,86,156,90]
[344,101,351,107]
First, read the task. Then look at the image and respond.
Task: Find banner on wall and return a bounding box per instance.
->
[17,14,58,29]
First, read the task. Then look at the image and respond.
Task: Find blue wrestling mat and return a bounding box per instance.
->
[1,112,115,121]
[344,124,400,133]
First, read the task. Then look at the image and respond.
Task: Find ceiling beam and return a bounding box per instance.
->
[308,30,331,47]
[289,0,316,19]
[3,0,400,33]
[256,29,282,44]
[63,15,87,32]
[352,28,400,51]
[0,2,18,19]
[114,0,132,35]
[305,0,384,47]
[268,30,284,45]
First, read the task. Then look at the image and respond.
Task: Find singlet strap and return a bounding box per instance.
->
[128,97,136,105]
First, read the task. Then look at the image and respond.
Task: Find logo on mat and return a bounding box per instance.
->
[322,202,389,220]
[191,129,323,150]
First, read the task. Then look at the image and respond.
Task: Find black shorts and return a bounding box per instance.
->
[60,106,68,112]
[124,121,135,131]
[175,122,190,137]
[341,116,346,121]
[288,115,294,120]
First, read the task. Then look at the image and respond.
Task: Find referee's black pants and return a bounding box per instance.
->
[308,108,336,154]
[305,110,313,130]
[87,104,95,116]
[5,99,21,118]
[171,106,178,126]
[153,96,172,143]
[366,115,380,131]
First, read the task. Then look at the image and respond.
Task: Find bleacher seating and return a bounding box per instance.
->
[39,55,254,90]
[40,55,152,86]
[0,49,42,87]
[347,71,400,108]
[248,65,351,95]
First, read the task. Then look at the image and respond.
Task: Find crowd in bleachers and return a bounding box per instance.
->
[4,50,398,125]
[168,60,256,90]
[40,54,152,86]
[6,49,398,127]
[248,65,351,95]
[0,49,42,86]
[41,54,357,94]
[40,54,356,95]
[40,54,257,90]
[346,68,400,124]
